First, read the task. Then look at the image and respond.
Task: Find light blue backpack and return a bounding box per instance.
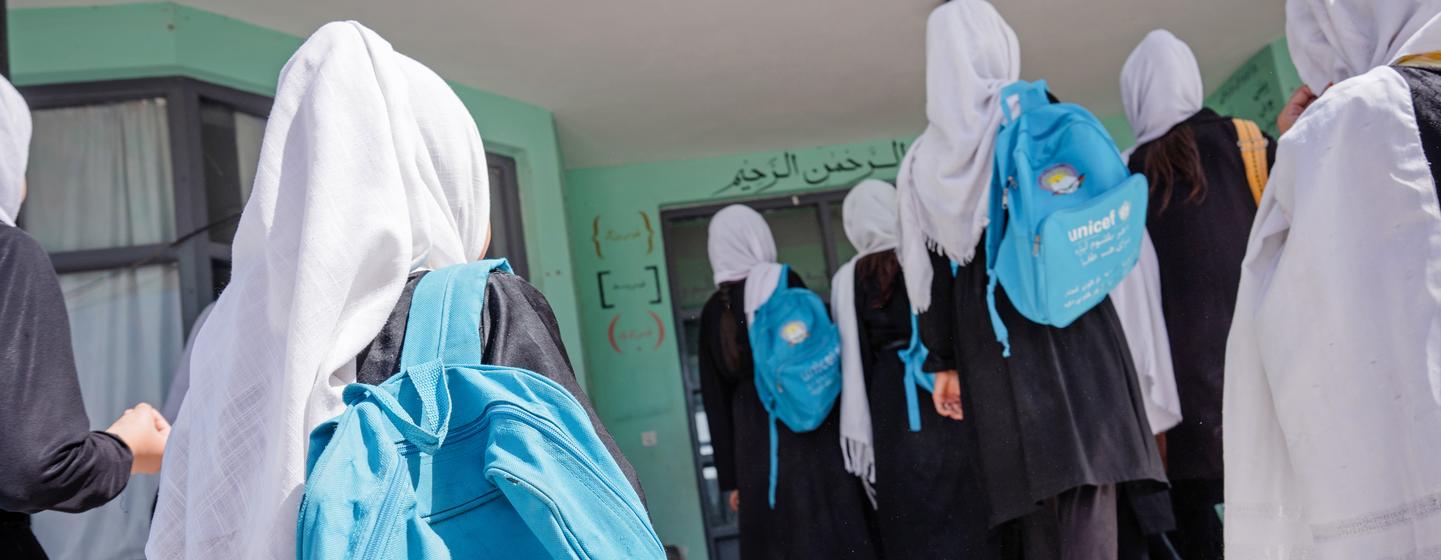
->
[298,260,663,560]
[748,265,842,507]
[985,80,1149,356]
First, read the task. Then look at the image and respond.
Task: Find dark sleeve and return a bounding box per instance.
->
[0,226,132,514]
[1265,129,1278,170]
[479,272,646,503]
[918,249,958,372]
[696,296,739,492]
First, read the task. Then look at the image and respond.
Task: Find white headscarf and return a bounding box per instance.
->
[1121,30,1204,149]
[1287,0,1441,92]
[148,21,490,560]
[1106,234,1182,435]
[708,204,784,324]
[1223,2,1441,555]
[896,0,1020,313]
[830,180,899,494]
[0,75,31,226]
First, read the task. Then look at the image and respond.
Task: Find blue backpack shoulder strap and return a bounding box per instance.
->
[984,80,1049,359]
[900,314,933,432]
[401,259,512,370]
[355,259,511,453]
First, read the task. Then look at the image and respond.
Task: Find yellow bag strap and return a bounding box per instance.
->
[1233,118,1268,205]
[1396,51,1441,70]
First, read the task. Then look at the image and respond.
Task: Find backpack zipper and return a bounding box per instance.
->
[358,460,408,560]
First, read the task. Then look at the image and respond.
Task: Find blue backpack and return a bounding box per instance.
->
[298,260,663,560]
[985,80,1149,356]
[747,265,842,508]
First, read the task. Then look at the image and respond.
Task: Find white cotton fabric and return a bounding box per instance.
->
[147,21,490,560]
[896,0,1020,313]
[708,204,784,324]
[1287,0,1441,93]
[830,180,900,491]
[1224,6,1441,555]
[1121,29,1204,149]
[1106,234,1181,434]
[161,302,215,422]
[0,75,31,226]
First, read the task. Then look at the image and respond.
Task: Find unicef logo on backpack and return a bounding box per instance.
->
[780,320,810,345]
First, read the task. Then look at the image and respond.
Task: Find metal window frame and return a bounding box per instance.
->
[659,187,852,560]
[487,153,528,278]
[20,76,530,331]
[19,77,272,334]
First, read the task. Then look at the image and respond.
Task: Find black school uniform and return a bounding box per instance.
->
[855,252,998,559]
[918,244,1168,558]
[1127,108,1276,560]
[0,225,134,560]
[697,271,878,560]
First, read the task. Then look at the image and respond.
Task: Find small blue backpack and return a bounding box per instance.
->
[747,265,842,508]
[985,80,1149,356]
[298,260,663,560]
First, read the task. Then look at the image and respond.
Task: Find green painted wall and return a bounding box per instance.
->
[7,2,589,383]
[1206,37,1303,140]
[564,138,910,558]
[562,38,1301,560]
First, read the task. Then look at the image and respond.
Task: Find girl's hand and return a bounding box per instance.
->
[932,370,964,421]
[1277,84,1319,136]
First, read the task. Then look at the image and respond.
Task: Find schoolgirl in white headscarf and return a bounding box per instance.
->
[1120,28,1279,558]
[148,22,491,559]
[699,204,879,558]
[895,0,1019,314]
[900,4,1168,556]
[832,180,993,558]
[832,180,899,487]
[1225,1,1441,557]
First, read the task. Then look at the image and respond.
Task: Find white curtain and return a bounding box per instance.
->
[20,99,175,251]
[22,98,182,560]
[32,266,183,560]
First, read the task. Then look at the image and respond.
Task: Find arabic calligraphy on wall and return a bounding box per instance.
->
[1210,54,1282,138]
[596,266,663,309]
[607,311,667,354]
[592,211,655,259]
[715,140,908,197]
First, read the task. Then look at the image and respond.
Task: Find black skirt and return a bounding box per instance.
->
[919,246,1169,527]
[698,274,879,560]
[856,252,999,559]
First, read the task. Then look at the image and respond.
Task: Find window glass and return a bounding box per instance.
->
[828,200,858,266]
[669,217,714,311]
[31,264,182,559]
[212,258,232,299]
[485,155,526,276]
[760,206,829,296]
[201,102,265,243]
[22,99,175,252]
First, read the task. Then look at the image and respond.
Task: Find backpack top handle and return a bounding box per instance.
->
[999,79,1051,124]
